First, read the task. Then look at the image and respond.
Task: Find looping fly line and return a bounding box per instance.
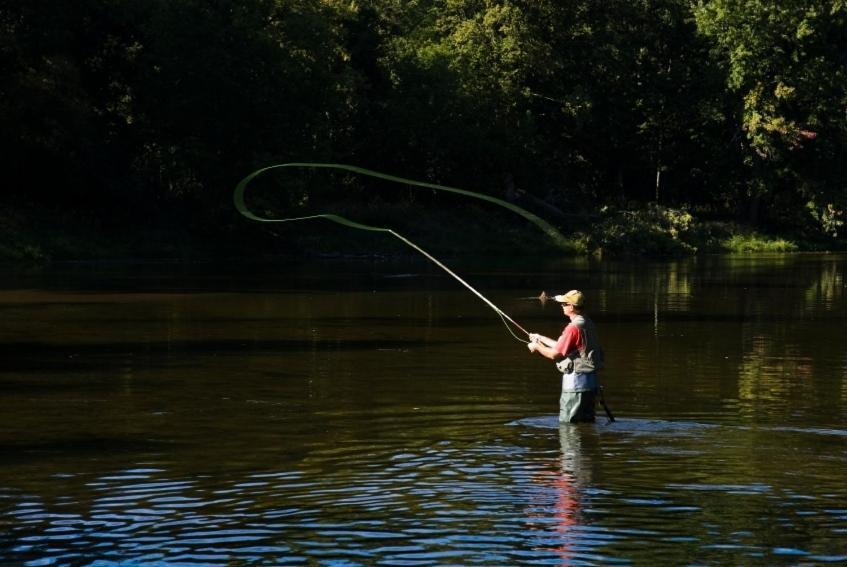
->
[234,163,566,342]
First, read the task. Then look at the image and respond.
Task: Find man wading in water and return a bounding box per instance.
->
[527,290,605,423]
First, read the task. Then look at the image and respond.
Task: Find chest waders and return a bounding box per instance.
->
[555,315,613,423]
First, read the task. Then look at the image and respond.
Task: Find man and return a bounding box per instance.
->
[527,290,604,423]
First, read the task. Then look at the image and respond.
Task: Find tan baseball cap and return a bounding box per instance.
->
[554,289,584,307]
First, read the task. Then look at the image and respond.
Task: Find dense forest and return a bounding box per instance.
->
[2,0,846,260]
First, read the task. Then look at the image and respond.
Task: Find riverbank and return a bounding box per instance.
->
[1,204,843,264]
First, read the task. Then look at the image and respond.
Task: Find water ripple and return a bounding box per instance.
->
[1,415,847,565]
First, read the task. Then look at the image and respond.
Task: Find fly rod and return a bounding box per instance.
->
[233,162,545,342]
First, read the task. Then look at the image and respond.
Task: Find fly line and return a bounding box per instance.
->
[234,162,568,342]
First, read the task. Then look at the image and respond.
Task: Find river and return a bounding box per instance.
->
[1,254,845,564]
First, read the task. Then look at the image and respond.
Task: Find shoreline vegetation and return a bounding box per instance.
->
[2,203,843,265]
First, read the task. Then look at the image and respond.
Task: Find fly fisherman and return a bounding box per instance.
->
[527,290,605,423]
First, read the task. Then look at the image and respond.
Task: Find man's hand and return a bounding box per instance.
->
[527,341,538,353]
[529,333,540,343]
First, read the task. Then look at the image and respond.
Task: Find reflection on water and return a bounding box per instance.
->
[524,425,594,564]
[0,254,846,564]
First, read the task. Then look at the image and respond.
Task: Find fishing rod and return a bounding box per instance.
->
[233,162,538,342]
[380,228,530,342]
[234,162,616,421]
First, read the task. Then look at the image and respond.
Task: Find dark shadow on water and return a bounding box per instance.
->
[0,338,446,355]
[0,338,449,374]
[0,437,180,465]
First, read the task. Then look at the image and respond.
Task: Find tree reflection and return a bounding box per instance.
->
[734,256,845,423]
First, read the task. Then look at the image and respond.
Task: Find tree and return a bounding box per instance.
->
[695,0,847,232]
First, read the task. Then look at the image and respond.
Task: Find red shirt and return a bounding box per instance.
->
[554,323,585,358]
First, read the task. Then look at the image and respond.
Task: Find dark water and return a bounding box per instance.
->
[1,254,846,565]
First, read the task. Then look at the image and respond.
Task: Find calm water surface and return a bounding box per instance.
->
[1,254,846,565]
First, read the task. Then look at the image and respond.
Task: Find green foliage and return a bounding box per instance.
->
[806,200,845,237]
[1,0,845,261]
[694,0,847,228]
[585,205,698,256]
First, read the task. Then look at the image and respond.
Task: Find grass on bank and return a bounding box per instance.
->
[721,233,799,253]
[581,204,845,256]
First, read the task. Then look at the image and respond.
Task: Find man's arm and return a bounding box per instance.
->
[528,333,556,348]
[528,326,577,361]
[528,340,561,361]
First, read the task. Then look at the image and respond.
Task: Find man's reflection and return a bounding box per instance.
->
[526,424,595,564]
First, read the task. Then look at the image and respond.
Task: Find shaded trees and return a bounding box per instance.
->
[1,0,845,254]
[1,0,357,223]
